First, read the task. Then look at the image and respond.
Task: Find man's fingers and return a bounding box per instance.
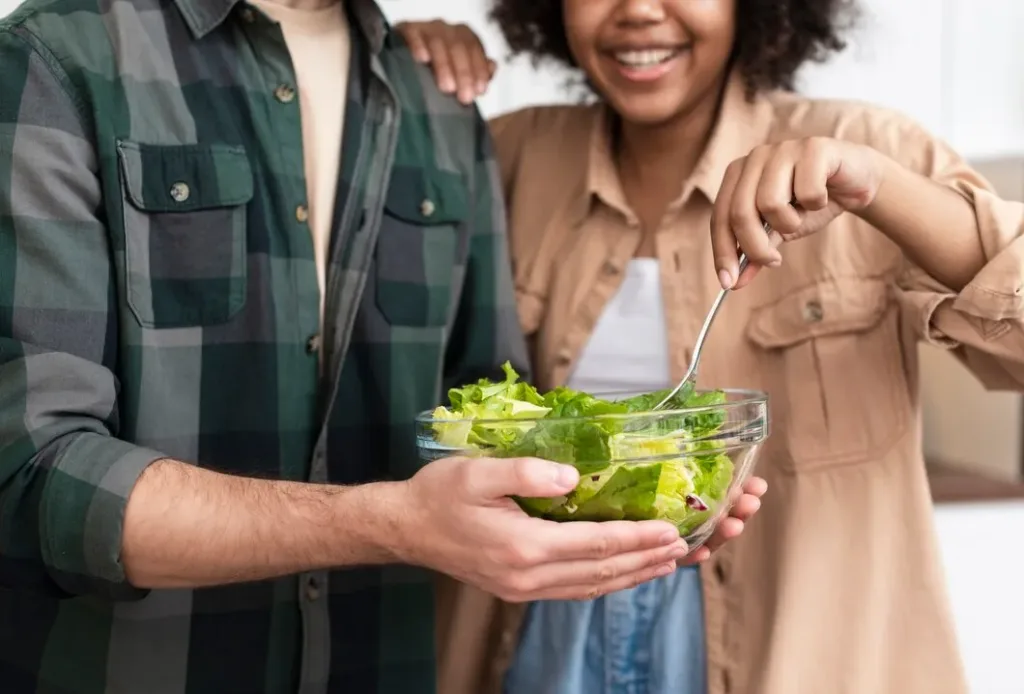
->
[677,544,712,567]
[534,519,681,562]
[461,456,580,502]
[505,538,689,600]
[531,560,680,602]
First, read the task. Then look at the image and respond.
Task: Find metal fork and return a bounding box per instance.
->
[652,219,772,411]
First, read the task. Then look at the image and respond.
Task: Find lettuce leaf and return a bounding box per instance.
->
[430,362,736,534]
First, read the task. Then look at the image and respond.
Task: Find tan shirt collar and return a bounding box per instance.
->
[574,71,774,224]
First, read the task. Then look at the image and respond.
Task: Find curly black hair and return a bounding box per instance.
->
[489,0,858,97]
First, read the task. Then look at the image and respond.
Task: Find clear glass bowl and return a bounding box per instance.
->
[415,389,770,549]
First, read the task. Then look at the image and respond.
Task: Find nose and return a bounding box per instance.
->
[614,0,668,25]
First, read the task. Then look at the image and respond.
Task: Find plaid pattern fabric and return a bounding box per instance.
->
[0,0,526,690]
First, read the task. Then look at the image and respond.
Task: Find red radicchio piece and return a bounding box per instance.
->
[685,494,708,512]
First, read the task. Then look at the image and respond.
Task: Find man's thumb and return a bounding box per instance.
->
[468,457,580,501]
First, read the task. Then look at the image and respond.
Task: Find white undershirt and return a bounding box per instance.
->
[566,258,671,397]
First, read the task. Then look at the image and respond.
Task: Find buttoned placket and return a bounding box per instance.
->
[236,7,337,692]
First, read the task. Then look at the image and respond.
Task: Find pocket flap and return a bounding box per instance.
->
[116,140,254,213]
[384,167,468,225]
[747,277,892,349]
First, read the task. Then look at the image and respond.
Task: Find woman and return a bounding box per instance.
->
[400,2,1024,694]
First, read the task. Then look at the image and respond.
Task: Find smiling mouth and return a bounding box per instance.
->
[612,47,685,68]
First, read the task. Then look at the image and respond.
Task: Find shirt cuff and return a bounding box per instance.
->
[897,289,960,348]
[949,185,1024,322]
[38,432,165,600]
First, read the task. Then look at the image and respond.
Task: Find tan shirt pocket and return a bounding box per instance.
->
[747,277,912,471]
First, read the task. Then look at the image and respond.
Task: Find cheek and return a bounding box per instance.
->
[680,0,736,52]
[562,0,604,61]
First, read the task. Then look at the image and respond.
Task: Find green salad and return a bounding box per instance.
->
[430,362,734,535]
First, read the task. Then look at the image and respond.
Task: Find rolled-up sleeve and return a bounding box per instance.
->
[891,122,1024,390]
[0,29,163,599]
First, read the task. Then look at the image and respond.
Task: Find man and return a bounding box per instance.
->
[0,0,763,691]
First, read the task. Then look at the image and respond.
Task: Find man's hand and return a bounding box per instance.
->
[390,456,690,602]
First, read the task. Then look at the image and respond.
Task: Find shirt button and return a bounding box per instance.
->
[296,204,309,223]
[274,84,296,104]
[306,334,321,354]
[803,300,824,323]
[419,199,435,217]
[169,181,190,203]
[305,576,320,601]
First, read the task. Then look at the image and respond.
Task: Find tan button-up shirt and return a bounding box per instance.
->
[436,74,1024,694]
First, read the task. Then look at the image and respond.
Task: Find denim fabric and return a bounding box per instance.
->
[504,565,707,694]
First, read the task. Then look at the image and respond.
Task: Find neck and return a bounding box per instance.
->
[615,77,727,197]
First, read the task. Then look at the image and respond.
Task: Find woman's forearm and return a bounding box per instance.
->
[859,155,987,291]
[121,459,406,589]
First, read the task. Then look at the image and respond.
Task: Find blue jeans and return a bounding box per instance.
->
[503,566,707,694]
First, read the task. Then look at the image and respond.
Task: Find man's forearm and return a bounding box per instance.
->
[122,460,408,589]
[859,155,987,292]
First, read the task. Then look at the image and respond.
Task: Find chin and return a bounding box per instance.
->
[609,96,691,129]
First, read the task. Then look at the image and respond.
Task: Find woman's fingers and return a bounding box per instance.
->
[728,149,783,269]
[424,32,457,93]
[458,25,497,94]
[446,39,478,104]
[711,160,744,289]
[398,23,431,64]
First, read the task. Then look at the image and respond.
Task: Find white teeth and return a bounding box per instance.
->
[614,49,677,67]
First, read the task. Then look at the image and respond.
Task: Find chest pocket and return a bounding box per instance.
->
[746,277,912,472]
[375,168,468,328]
[117,140,252,329]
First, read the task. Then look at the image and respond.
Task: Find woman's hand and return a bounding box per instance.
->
[711,137,887,289]
[394,20,498,105]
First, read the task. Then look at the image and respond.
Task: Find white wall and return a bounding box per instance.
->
[936,502,1024,694]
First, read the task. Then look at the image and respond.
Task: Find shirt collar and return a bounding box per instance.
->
[174,0,388,50]
[572,70,773,224]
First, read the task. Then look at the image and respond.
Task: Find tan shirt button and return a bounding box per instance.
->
[803,299,824,323]
[296,204,309,223]
[419,199,435,217]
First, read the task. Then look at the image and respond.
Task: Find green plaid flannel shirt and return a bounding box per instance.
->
[0,0,528,690]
